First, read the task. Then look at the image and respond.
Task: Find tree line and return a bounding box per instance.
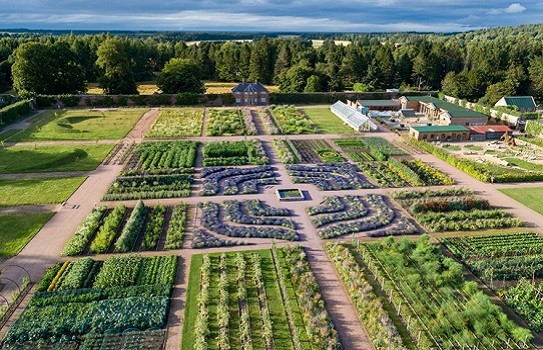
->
[2,24,543,105]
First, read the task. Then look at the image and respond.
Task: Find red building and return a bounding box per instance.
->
[232,82,269,106]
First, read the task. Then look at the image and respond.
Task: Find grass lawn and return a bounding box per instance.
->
[442,144,462,151]
[519,136,543,148]
[9,109,147,141]
[502,157,543,172]
[500,187,543,215]
[463,144,484,151]
[0,145,114,173]
[0,177,87,206]
[302,108,355,134]
[0,212,54,256]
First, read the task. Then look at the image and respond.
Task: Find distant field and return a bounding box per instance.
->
[500,187,543,215]
[0,145,114,173]
[311,40,352,48]
[0,212,54,256]
[0,177,86,206]
[87,81,279,95]
[9,109,146,141]
[302,108,355,134]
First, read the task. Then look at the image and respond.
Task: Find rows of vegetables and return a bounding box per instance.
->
[334,137,405,162]
[62,201,188,256]
[441,232,543,334]
[197,200,299,244]
[333,236,533,349]
[200,166,279,196]
[2,255,178,348]
[307,195,418,238]
[202,140,269,166]
[290,139,344,163]
[105,141,197,201]
[392,188,522,232]
[182,248,340,350]
[286,163,374,191]
[272,139,300,164]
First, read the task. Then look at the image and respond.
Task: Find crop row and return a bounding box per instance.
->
[200,165,279,196]
[286,163,374,190]
[273,139,299,164]
[202,140,269,166]
[103,173,193,200]
[224,199,296,229]
[290,139,343,163]
[4,255,178,346]
[62,202,188,256]
[358,236,532,349]
[183,249,340,350]
[124,141,197,175]
[258,108,280,134]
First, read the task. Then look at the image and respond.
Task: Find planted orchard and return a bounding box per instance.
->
[307,195,418,238]
[62,201,188,255]
[182,248,340,350]
[147,108,204,138]
[206,108,248,136]
[286,163,374,190]
[3,255,178,348]
[338,236,533,349]
[393,189,522,232]
[200,166,279,196]
[202,140,269,166]
[269,105,318,134]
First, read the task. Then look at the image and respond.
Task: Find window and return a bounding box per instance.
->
[236,98,241,103]
[260,97,266,103]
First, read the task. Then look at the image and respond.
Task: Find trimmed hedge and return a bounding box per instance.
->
[0,100,33,128]
[409,138,543,183]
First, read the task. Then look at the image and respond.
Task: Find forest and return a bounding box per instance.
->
[2,24,543,105]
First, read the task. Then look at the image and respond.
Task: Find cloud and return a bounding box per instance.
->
[504,3,526,13]
[487,2,526,15]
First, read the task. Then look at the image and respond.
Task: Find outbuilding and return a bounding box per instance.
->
[495,96,537,113]
[410,125,471,141]
[467,125,513,141]
[232,82,269,106]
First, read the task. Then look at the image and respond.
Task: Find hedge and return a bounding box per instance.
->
[0,100,33,128]
[409,138,543,183]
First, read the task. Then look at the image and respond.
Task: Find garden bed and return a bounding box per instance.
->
[61,201,188,256]
[181,247,340,349]
[206,108,250,136]
[2,255,178,348]
[286,163,374,190]
[202,140,269,166]
[147,108,204,137]
[290,139,343,163]
[200,166,279,196]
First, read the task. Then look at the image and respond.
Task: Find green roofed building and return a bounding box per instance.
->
[400,96,488,126]
[409,125,470,141]
[495,96,537,113]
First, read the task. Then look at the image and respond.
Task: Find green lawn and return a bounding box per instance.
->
[0,177,87,206]
[0,145,114,173]
[463,144,484,151]
[519,136,543,148]
[502,157,543,172]
[9,109,147,141]
[442,144,462,151]
[0,212,54,256]
[500,187,543,215]
[302,108,355,134]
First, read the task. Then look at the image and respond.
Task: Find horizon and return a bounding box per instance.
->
[0,0,539,33]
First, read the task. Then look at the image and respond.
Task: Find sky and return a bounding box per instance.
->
[0,0,540,33]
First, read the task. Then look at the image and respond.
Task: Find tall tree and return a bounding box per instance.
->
[11,41,85,96]
[529,56,543,102]
[157,58,204,94]
[95,38,137,95]
[249,37,274,84]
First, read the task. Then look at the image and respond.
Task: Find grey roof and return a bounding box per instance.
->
[357,100,400,107]
[400,109,416,118]
[232,82,269,93]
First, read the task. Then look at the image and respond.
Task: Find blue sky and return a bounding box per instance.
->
[0,1,539,32]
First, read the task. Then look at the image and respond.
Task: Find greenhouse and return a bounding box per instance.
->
[330,101,378,132]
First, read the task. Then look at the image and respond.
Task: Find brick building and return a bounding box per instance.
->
[232,82,269,106]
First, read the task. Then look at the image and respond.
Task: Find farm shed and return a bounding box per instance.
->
[400,96,487,126]
[349,99,401,113]
[232,82,269,106]
[330,101,378,132]
[410,125,470,141]
[495,96,537,113]
[468,125,513,141]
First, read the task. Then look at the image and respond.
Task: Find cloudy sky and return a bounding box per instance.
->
[0,0,539,32]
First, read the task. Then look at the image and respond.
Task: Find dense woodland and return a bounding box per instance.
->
[3,24,543,105]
